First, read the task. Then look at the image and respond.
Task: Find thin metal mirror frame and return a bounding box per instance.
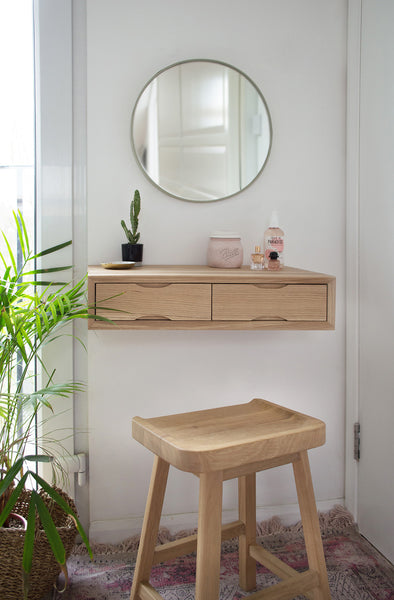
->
[130,58,273,203]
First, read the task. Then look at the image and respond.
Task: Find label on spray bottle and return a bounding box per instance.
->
[265,236,284,254]
[264,234,284,267]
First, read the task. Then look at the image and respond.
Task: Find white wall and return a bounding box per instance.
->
[85,0,347,542]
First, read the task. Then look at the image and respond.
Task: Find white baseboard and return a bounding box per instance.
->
[89,497,345,544]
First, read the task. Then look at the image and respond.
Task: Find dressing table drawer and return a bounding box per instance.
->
[95,283,211,321]
[212,284,327,322]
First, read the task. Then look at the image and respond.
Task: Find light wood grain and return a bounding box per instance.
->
[222,453,299,481]
[250,544,300,579]
[130,401,331,600]
[129,457,169,600]
[88,265,336,330]
[292,452,332,599]
[95,283,211,321]
[138,582,165,600]
[239,473,257,591]
[152,520,244,565]
[132,398,325,473]
[88,264,335,284]
[326,279,336,328]
[212,284,327,321]
[242,570,320,600]
[249,545,315,600]
[195,471,223,600]
[89,318,335,331]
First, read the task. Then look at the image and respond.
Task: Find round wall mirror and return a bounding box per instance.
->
[131,59,272,202]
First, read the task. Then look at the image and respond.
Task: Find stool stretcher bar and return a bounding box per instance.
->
[244,570,319,600]
[139,569,319,600]
[152,523,318,600]
[249,545,315,600]
[139,582,165,600]
[153,520,244,565]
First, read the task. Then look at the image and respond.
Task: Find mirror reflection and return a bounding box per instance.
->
[131,60,272,202]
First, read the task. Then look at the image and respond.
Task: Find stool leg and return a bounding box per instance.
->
[238,473,257,591]
[195,471,223,600]
[129,456,169,600]
[292,451,332,600]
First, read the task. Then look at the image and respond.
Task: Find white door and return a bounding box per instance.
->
[357,0,394,562]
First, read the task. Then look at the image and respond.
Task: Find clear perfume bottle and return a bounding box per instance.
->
[250,245,264,270]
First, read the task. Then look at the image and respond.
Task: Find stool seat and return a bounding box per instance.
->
[132,398,325,473]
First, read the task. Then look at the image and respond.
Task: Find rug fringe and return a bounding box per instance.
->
[257,504,355,537]
[73,505,355,556]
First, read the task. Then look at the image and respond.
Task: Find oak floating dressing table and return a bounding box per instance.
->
[87,265,335,331]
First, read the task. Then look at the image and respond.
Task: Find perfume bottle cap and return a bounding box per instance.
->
[269,251,279,259]
[254,245,261,252]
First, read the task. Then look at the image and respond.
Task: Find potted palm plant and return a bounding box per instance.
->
[0,211,100,599]
[121,188,143,264]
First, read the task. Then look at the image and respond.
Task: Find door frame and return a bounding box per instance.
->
[34,0,89,527]
[344,0,361,518]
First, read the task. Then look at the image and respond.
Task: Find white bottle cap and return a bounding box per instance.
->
[269,211,279,227]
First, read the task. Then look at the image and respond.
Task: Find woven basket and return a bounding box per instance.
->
[0,486,77,600]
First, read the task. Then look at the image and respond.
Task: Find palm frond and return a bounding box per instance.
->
[0,211,113,594]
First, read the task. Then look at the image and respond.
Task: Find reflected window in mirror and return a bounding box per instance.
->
[131,60,272,202]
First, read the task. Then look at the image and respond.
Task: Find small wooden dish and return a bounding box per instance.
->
[101,261,135,270]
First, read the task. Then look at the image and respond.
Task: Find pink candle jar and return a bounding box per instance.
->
[207,232,243,268]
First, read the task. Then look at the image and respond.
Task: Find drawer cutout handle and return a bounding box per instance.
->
[135,315,172,321]
[137,283,171,289]
[252,316,287,321]
[252,284,288,290]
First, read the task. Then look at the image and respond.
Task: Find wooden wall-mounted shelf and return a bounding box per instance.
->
[87,265,335,331]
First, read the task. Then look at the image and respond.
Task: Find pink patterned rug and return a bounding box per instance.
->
[54,507,394,600]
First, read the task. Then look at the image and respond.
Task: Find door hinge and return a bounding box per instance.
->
[354,422,361,461]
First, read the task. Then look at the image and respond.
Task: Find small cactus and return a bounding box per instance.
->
[121,189,141,244]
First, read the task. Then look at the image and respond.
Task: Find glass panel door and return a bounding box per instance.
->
[0,1,36,460]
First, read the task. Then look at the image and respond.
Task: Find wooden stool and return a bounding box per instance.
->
[130,399,332,600]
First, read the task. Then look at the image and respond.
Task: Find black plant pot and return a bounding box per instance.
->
[122,243,143,264]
